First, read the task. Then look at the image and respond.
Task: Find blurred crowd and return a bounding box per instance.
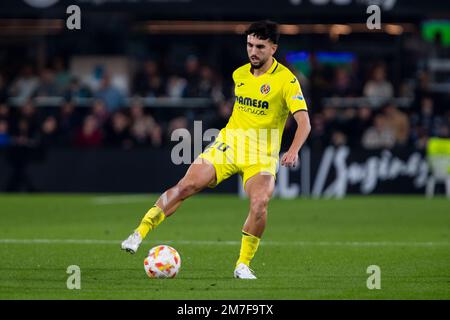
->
[283,62,450,152]
[287,97,450,152]
[0,55,228,150]
[0,54,449,153]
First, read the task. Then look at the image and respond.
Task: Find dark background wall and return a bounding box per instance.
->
[0,146,429,195]
[0,148,238,193]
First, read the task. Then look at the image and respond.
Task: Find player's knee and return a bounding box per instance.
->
[250,195,269,218]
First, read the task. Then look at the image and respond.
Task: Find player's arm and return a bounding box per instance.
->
[281,111,311,167]
[281,75,311,167]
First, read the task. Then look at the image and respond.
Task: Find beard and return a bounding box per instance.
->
[249,56,267,69]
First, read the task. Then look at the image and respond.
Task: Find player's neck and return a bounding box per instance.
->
[251,57,274,77]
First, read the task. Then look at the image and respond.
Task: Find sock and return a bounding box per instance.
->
[236,231,260,267]
[135,205,166,239]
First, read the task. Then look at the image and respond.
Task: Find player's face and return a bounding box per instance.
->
[247,34,278,69]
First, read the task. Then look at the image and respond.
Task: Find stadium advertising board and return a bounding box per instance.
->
[236,146,429,198]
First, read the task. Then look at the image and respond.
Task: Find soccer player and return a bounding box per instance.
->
[122,20,311,279]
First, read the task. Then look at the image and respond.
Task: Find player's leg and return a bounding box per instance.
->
[155,157,216,217]
[242,173,275,237]
[121,158,216,253]
[234,172,275,279]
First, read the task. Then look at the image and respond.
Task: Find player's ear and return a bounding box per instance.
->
[271,43,278,55]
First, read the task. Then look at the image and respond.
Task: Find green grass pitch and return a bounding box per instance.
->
[0,194,449,299]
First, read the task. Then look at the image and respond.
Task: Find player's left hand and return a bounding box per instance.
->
[281,150,299,167]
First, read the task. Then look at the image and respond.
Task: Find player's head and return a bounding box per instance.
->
[245,20,279,69]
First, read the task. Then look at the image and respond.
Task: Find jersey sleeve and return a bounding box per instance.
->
[232,69,239,85]
[283,75,308,114]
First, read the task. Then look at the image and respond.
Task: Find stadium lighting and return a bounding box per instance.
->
[0,19,64,35]
[385,24,404,35]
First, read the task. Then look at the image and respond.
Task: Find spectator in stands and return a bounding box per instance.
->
[16,100,39,135]
[341,107,357,127]
[332,67,357,97]
[52,57,71,93]
[9,65,39,100]
[6,117,39,192]
[412,126,429,150]
[309,54,331,110]
[183,55,201,97]
[337,108,366,147]
[0,119,10,147]
[94,73,126,112]
[362,114,396,150]
[197,65,214,98]
[40,116,61,147]
[322,106,340,143]
[331,131,348,147]
[308,113,327,151]
[91,99,110,128]
[11,118,38,147]
[74,115,103,148]
[64,77,92,102]
[33,68,60,97]
[105,111,133,149]
[133,60,165,97]
[346,105,373,148]
[412,71,433,113]
[199,65,225,103]
[383,104,410,147]
[58,101,78,145]
[411,97,441,137]
[166,74,187,98]
[129,100,162,147]
[363,64,394,100]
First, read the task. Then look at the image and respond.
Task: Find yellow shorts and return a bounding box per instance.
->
[198,138,278,191]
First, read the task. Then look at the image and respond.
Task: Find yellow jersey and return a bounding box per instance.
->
[220,57,308,159]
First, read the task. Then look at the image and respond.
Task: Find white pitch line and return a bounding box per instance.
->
[0,239,449,247]
[91,195,151,205]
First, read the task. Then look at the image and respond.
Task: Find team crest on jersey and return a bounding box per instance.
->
[260,84,271,95]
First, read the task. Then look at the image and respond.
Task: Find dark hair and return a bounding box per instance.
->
[245,20,280,44]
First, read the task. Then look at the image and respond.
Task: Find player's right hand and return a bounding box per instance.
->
[280,151,299,167]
